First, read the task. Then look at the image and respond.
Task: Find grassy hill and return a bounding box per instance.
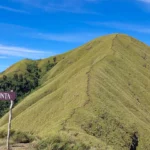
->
[0,59,34,78]
[0,52,68,78]
[0,34,150,150]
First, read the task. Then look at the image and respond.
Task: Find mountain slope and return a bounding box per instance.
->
[0,59,34,78]
[0,34,150,149]
[0,52,69,79]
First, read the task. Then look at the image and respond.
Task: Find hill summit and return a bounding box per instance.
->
[0,34,150,150]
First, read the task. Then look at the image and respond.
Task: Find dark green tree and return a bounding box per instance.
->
[0,61,57,117]
[53,57,57,63]
[19,74,23,82]
[3,75,7,81]
[14,73,18,81]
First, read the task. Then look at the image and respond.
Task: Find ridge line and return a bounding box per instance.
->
[60,54,109,133]
[59,35,120,133]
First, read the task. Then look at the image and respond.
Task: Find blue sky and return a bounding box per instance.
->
[0,0,150,72]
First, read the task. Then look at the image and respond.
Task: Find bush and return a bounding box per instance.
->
[0,129,15,139]
[0,130,7,138]
[35,136,90,150]
[12,131,34,143]
[0,130,34,143]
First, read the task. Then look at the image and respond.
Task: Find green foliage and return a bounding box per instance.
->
[12,131,34,143]
[35,136,90,150]
[53,57,57,63]
[0,60,57,117]
[3,75,7,81]
[0,129,7,138]
[46,61,55,72]
[0,63,40,117]
[13,73,18,81]
[0,129,34,143]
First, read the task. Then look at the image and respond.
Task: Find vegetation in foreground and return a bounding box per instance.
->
[0,130,90,150]
[0,130,34,143]
[35,136,90,150]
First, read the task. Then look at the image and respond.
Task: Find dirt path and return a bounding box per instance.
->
[0,143,35,150]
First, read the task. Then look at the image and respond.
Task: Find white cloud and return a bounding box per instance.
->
[30,32,102,43]
[0,23,102,43]
[138,0,150,3]
[0,5,28,13]
[87,21,150,34]
[137,0,150,12]
[11,0,101,14]
[0,56,8,59]
[85,0,99,2]
[0,44,54,59]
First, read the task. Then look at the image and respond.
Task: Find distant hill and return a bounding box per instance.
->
[0,51,69,79]
[0,34,150,150]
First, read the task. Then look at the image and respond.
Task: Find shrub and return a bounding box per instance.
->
[0,130,34,143]
[35,136,90,150]
[12,131,34,143]
[0,129,15,139]
[0,130,7,138]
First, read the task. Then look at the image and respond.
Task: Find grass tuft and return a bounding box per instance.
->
[35,136,90,150]
[0,129,34,143]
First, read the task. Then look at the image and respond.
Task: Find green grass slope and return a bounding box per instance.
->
[0,52,70,81]
[0,59,34,78]
[0,34,150,149]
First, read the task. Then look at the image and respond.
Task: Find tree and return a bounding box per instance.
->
[27,64,33,73]
[53,57,57,63]
[14,73,18,81]
[3,75,7,81]
[0,61,57,117]
[19,74,23,82]
[46,60,55,71]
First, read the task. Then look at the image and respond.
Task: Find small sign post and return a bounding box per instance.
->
[0,90,16,150]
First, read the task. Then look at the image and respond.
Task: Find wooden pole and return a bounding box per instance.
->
[7,90,14,150]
